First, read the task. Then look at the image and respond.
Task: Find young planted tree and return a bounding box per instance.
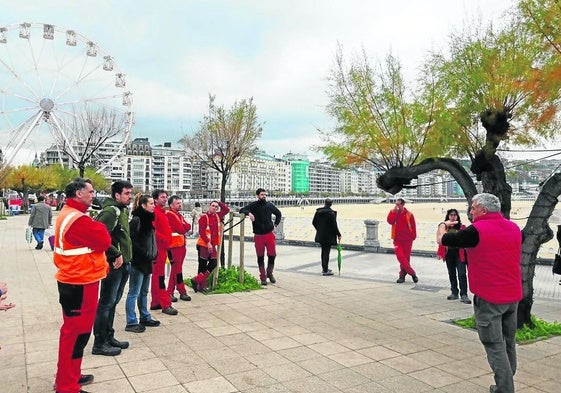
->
[179,95,263,202]
[321,10,561,326]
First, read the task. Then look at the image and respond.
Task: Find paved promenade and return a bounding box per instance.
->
[1,213,560,393]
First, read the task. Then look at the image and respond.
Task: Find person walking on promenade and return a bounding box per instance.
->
[149,190,177,315]
[125,194,160,333]
[191,200,230,292]
[437,193,522,393]
[191,201,202,237]
[436,208,471,304]
[166,195,192,302]
[92,180,133,356]
[312,198,341,276]
[240,188,282,286]
[387,198,418,283]
[53,178,111,393]
[28,195,52,249]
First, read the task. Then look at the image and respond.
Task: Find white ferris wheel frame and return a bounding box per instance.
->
[0,22,134,172]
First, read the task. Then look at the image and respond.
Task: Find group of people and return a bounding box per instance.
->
[51,180,285,393]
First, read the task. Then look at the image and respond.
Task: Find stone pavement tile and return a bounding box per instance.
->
[231,321,270,333]
[344,381,394,393]
[433,356,489,380]
[356,345,401,361]
[532,379,559,393]
[271,324,313,337]
[409,367,463,388]
[277,346,322,362]
[196,345,241,362]
[0,365,27,387]
[0,343,25,367]
[27,375,56,393]
[217,332,264,347]
[229,340,272,357]
[335,336,379,351]
[437,380,489,393]
[146,386,189,393]
[26,359,57,378]
[280,375,342,393]
[247,328,285,341]
[406,349,455,367]
[297,355,345,375]
[245,351,292,367]
[129,370,180,392]
[317,367,371,390]
[86,377,136,393]
[307,341,349,356]
[119,357,167,377]
[168,362,221,385]
[26,347,58,364]
[351,361,401,381]
[262,362,312,382]
[290,332,329,346]
[207,356,258,375]
[84,363,127,383]
[206,324,243,337]
[225,368,279,390]
[378,374,434,393]
[328,350,372,367]
[380,354,429,374]
[377,337,428,355]
[242,384,292,393]
[262,336,301,351]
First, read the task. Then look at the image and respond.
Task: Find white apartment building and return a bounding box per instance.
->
[151,142,192,195]
[309,161,342,195]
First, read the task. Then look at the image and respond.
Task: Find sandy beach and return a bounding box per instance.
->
[274,200,559,259]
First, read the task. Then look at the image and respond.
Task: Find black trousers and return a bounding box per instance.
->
[320,243,333,272]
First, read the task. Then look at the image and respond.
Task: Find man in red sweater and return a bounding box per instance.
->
[437,193,522,393]
[53,178,111,393]
[149,190,176,315]
[386,198,418,283]
[166,195,191,302]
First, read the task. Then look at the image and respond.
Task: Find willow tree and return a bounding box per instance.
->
[179,95,263,202]
[321,9,561,326]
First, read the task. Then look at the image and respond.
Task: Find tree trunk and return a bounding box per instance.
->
[479,155,512,218]
[518,173,561,327]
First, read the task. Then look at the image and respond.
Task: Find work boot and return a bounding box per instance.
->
[78,374,94,386]
[396,276,405,283]
[35,242,43,250]
[460,295,472,304]
[179,293,191,301]
[412,275,419,283]
[92,342,121,356]
[162,306,178,315]
[447,293,459,300]
[169,294,178,302]
[108,337,129,349]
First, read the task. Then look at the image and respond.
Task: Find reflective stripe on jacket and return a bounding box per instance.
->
[54,206,108,284]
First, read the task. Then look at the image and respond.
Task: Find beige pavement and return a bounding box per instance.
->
[1,213,560,393]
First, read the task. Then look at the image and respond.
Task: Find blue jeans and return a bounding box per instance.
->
[474,296,518,393]
[32,228,45,243]
[93,263,130,346]
[126,265,152,325]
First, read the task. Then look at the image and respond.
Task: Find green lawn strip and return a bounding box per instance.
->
[454,315,561,343]
[185,266,262,294]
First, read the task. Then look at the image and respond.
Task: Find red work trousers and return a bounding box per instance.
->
[55,281,99,393]
[150,246,171,309]
[393,240,416,277]
[167,246,187,295]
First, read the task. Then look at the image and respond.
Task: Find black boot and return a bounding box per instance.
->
[35,242,43,250]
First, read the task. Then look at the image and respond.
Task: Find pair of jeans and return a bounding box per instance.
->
[474,296,518,393]
[32,228,45,243]
[93,263,130,347]
[126,265,152,324]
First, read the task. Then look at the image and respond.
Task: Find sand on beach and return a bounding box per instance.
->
[273,200,558,258]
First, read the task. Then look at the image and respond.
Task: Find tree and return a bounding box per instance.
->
[56,108,128,177]
[3,165,58,212]
[320,6,561,327]
[179,95,263,202]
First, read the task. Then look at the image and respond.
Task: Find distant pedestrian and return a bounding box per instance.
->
[436,209,471,304]
[28,195,52,249]
[387,198,418,283]
[437,193,522,393]
[126,194,160,333]
[240,188,282,285]
[191,202,202,237]
[191,200,230,292]
[312,198,341,276]
[166,195,192,302]
[149,190,177,315]
[53,178,111,393]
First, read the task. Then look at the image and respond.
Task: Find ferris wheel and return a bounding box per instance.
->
[0,22,133,172]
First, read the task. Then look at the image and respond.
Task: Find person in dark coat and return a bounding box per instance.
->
[312,198,341,276]
[28,195,52,249]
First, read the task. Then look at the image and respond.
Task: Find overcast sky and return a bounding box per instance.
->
[2,0,515,164]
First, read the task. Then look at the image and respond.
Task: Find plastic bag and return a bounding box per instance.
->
[25,226,33,243]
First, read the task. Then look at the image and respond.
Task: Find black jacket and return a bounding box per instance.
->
[240,199,282,235]
[130,207,157,275]
[312,206,341,246]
